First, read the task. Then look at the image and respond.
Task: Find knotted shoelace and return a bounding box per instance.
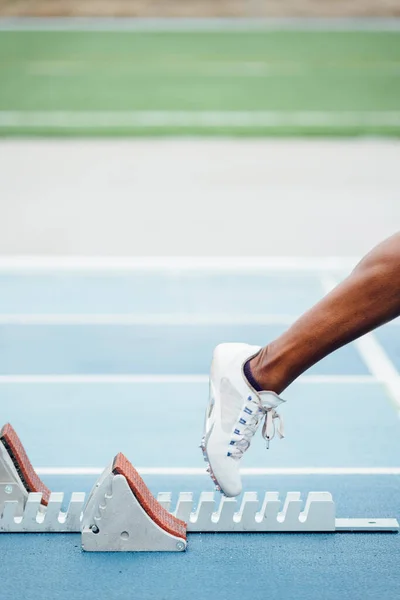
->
[261,407,285,449]
[230,405,284,459]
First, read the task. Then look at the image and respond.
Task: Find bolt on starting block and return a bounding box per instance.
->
[0,423,398,552]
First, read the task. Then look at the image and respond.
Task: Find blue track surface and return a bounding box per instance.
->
[0,269,399,600]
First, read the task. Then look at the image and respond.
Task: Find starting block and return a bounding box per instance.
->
[0,423,51,510]
[0,423,398,551]
[0,424,84,533]
[81,453,187,551]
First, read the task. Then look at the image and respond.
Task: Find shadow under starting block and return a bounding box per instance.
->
[0,423,398,552]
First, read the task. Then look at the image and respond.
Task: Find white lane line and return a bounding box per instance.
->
[0,255,359,272]
[0,374,210,384]
[0,313,296,325]
[4,313,396,326]
[320,275,400,408]
[0,111,399,129]
[35,466,400,476]
[0,374,379,384]
[1,314,396,327]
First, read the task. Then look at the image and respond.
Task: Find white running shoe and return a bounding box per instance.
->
[200,343,285,497]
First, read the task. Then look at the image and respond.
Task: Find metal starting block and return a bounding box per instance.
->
[81,453,187,551]
[0,423,85,533]
[0,423,398,552]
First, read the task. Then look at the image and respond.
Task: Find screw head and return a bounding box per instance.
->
[176,541,186,551]
[4,485,12,495]
[91,525,99,534]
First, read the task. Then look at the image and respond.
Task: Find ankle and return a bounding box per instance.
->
[249,343,291,395]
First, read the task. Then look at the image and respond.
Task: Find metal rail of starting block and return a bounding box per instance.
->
[0,436,398,552]
[1,489,398,536]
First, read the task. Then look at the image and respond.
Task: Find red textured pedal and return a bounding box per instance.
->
[112,452,187,540]
[0,423,51,506]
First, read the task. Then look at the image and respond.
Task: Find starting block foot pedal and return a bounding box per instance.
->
[0,423,51,509]
[81,453,187,552]
[0,423,85,532]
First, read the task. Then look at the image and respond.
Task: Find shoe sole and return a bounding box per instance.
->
[200,381,225,496]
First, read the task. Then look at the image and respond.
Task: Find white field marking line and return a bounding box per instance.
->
[0,111,399,128]
[0,255,359,273]
[0,374,379,384]
[0,313,297,326]
[320,275,400,408]
[35,466,400,476]
[2,17,400,31]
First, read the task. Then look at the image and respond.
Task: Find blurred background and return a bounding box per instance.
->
[0,1,399,257]
[0,7,400,599]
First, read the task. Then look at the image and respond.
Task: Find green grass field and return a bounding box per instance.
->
[0,29,400,136]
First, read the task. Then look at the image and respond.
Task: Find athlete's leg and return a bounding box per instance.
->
[202,232,400,497]
[249,231,400,394]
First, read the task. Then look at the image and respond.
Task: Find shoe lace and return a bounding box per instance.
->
[229,402,284,459]
[261,407,285,449]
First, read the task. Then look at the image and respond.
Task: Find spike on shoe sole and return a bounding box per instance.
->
[0,423,51,506]
[200,437,227,497]
[112,452,187,541]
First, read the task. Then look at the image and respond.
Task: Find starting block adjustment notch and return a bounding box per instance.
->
[162,491,337,533]
[0,492,86,533]
[174,491,194,523]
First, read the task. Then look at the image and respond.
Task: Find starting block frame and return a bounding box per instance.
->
[0,424,398,551]
[1,489,398,536]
